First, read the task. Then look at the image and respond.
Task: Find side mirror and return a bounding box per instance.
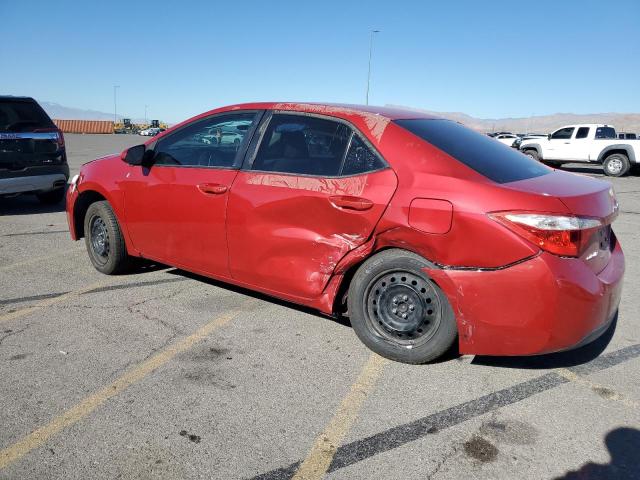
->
[547,134,552,140]
[122,144,147,165]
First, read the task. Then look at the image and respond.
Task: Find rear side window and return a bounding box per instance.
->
[394,119,549,184]
[595,127,616,139]
[342,134,386,175]
[0,99,54,132]
[576,127,590,139]
[252,114,351,176]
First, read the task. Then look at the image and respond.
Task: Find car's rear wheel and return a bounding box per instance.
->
[36,187,66,205]
[83,201,130,274]
[347,249,457,364]
[523,149,540,161]
[603,153,630,177]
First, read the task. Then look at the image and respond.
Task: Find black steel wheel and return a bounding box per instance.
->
[83,201,131,274]
[348,249,457,364]
[89,215,110,265]
[365,270,441,346]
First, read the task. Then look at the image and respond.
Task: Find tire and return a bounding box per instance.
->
[83,201,130,274]
[347,249,457,364]
[523,149,540,161]
[36,187,65,205]
[603,153,630,177]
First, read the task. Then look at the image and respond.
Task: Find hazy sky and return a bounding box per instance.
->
[2,0,638,124]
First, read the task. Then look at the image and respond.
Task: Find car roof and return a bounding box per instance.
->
[206,102,444,121]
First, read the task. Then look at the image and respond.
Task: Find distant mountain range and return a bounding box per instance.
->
[386,105,640,134]
[40,102,147,124]
[39,101,640,134]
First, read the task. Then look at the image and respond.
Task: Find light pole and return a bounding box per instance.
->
[113,85,120,124]
[366,30,380,105]
[144,104,148,124]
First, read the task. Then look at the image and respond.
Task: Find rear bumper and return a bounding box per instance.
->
[428,239,624,356]
[0,172,68,195]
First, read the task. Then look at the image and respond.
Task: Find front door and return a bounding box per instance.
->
[123,111,262,276]
[546,127,575,160]
[226,113,398,300]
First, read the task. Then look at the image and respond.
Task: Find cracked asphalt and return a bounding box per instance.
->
[0,134,639,479]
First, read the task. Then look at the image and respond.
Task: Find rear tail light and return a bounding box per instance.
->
[489,212,604,257]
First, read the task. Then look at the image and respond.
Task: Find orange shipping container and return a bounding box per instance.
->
[53,119,114,134]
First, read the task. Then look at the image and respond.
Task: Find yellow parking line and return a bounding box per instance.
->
[556,368,639,409]
[0,309,239,470]
[292,353,388,480]
[0,279,107,325]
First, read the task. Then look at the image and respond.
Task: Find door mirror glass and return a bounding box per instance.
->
[122,144,146,165]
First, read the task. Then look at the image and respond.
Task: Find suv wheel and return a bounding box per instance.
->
[36,187,65,205]
[347,249,457,364]
[603,154,630,177]
[84,201,130,274]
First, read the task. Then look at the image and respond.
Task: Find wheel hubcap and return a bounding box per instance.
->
[366,271,441,345]
[90,216,110,261]
[607,158,622,174]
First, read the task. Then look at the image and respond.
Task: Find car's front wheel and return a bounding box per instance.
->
[347,249,457,364]
[84,201,130,274]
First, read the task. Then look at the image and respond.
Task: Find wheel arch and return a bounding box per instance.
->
[520,143,542,158]
[73,189,108,239]
[598,146,635,163]
[331,243,439,316]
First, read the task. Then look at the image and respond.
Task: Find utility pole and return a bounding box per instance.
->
[144,104,148,124]
[366,30,380,105]
[113,85,120,124]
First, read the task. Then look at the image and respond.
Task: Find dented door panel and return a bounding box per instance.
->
[226,169,398,299]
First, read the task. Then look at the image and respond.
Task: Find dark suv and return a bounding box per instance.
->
[0,96,69,204]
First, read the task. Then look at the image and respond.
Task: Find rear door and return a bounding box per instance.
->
[226,112,398,299]
[123,111,262,276]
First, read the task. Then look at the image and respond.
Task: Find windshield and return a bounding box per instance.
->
[394,119,550,183]
[0,99,55,132]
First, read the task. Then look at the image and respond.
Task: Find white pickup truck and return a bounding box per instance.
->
[519,124,639,176]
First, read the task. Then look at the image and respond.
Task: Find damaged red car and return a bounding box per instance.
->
[66,103,624,364]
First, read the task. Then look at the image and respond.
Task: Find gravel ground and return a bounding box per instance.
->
[0,134,638,479]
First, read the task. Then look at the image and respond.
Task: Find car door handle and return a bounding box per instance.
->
[329,195,374,211]
[564,142,571,144]
[198,183,228,195]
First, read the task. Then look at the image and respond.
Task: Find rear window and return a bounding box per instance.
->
[394,119,550,183]
[0,99,54,132]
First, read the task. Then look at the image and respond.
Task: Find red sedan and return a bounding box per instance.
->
[66,103,624,364]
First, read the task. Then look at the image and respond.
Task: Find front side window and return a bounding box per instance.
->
[576,127,590,139]
[394,119,550,184]
[251,114,352,176]
[595,127,616,139]
[551,127,575,140]
[153,112,257,168]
